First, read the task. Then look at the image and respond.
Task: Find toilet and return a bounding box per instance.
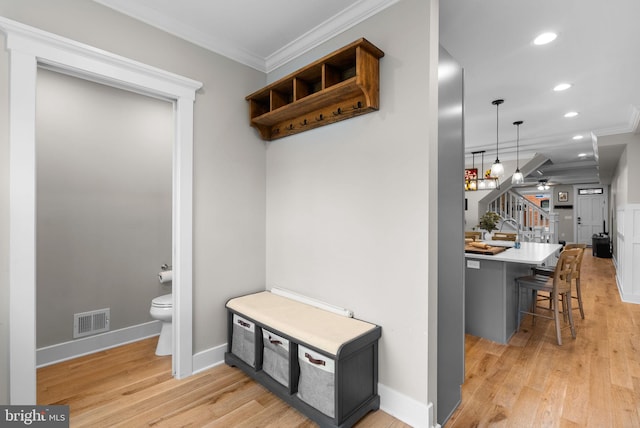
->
[150,293,173,356]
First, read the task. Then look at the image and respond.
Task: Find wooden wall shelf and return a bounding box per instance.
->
[246,38,384,141]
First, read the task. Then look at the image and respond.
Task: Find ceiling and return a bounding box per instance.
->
[95,0,639,187]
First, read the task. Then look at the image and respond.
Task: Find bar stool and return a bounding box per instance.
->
[533,243,587,318]
[516,248,581,345]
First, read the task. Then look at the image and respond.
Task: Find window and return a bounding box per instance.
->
[578,188,603,195]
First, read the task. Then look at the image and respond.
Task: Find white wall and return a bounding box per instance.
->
[0,0,266,402]
[265,0,437,411]
[609,133,640,303]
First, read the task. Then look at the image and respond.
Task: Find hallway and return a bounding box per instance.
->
[447,251,640,427]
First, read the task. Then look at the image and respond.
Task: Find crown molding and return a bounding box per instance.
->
[265,0,400,73]
[93,0,265,71]
[94,0,400,73]
[593,105,640,137]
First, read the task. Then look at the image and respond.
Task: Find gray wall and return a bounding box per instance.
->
[265,0,438,406]
[553,184,575,242]
[437,46,464,425]
[609,133,640,254]
[0,0,267,403]
[36,69,172,347]
[603,132,640,206]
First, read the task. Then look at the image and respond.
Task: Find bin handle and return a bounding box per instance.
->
[268,335,282,345]
[304,352,326,366]
[236,319,250,328]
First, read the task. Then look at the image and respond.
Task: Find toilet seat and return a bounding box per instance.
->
[152,293,173,308]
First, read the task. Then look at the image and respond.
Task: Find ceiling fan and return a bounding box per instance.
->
[536,179,553,190]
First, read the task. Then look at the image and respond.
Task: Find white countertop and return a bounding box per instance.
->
[465,241,562,265]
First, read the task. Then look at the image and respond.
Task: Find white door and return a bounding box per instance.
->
[576,189,608,245]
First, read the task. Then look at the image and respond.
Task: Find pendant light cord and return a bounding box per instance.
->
[496,103,499,161]
[490,99,504,164]
[514,121,521,168]
[516,124,519,166]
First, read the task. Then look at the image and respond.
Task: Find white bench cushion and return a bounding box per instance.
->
[226,291,376,355]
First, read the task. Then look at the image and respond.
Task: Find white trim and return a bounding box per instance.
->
[36,321,162,368]
[192,344,227,375]
[270,287,354,317]
[615,204,640,304]
[0,16,202,404]
[8,48,37,405]
[94,0,400,73]
[93,0,265,72]
[265,0,401,72]
[378,383,437,428]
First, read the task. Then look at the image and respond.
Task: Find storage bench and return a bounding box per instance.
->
[225,291,381,428]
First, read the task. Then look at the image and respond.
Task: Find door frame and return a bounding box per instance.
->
[2,17,202,404]
[574,184,609,245]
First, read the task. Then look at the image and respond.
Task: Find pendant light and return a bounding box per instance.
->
[468,151,481,191]
[490,99,505,178]
[512,120,524,184]
[477,150,487,190]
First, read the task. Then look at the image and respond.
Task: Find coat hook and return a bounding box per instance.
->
[353,101,363,109]
[316,114,324,121]
[287,123,294,130]
[273,128,280,135]
[300,119,308,126]
[333,107,342,116]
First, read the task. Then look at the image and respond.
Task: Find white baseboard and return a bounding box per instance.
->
[36,321,162,367]
[191,343,438,428]
[192,343,227,374]
[378,383,439,428]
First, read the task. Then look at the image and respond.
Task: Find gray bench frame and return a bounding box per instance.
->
[225,296,381,428]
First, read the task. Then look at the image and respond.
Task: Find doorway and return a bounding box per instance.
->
[5,18,202,404]
[35,69,173,364]
[576,186,608,245]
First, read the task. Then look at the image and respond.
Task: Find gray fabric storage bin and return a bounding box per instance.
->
[262,329,289,387]
[296,345,335,418]
[231,314,255,367]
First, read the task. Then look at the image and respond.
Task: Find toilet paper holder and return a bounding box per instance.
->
[161,263,172,271]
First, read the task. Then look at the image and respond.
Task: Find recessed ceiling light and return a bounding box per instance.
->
[554,83,572,91]
[578,153,587,157]
[534,32,557,45]
[573,135,584,140]
[564,111,579,118]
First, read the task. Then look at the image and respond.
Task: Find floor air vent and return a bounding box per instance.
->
[73,308,110,338]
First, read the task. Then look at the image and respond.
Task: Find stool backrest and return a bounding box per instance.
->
[554,248,582,289]
[563,244,586,279]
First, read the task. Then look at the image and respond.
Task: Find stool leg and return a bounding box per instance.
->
[517,283,522,331]
[566,290,576,339]
[531,290,537,326]
[575,278,585,319]
[553,291,562,345]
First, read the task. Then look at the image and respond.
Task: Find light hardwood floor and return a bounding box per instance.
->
[38,251,637,427]
[37,337,408,427]
[446,251,640,427]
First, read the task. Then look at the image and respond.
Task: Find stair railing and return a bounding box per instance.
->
[486,190,559,243]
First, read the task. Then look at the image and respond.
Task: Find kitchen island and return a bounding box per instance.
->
[465,241,562,344]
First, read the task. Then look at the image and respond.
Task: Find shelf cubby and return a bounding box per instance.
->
[246,38,384,140]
